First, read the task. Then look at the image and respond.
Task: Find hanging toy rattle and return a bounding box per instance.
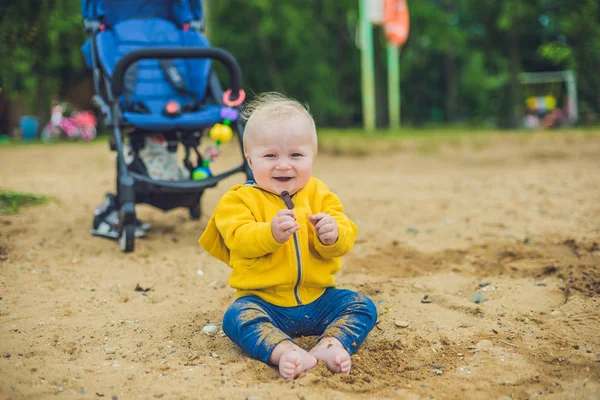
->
[193,89,245,180]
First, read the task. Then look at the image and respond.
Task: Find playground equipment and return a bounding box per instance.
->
[360,0,410,130]
[519,70,578,125]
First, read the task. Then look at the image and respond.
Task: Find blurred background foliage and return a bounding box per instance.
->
[0,0,598,131]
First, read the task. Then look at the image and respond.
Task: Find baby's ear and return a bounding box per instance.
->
[244,153,253,167]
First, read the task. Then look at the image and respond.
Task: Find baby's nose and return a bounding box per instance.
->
[276,159,292,169]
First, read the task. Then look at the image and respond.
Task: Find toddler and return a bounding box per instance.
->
[199,92,377,379]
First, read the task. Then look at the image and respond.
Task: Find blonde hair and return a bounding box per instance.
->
[242,92,317,151]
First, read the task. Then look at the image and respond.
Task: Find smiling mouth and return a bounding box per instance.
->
[273,177,293,182]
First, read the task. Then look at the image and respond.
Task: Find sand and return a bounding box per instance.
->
[1,132,599,399]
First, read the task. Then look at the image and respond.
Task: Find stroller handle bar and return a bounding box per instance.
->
[111,47,243,101]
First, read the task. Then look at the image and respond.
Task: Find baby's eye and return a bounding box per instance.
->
[291,153,303,157]
[264,154,276,158]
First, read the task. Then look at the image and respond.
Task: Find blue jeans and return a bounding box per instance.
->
[222,288,378,364]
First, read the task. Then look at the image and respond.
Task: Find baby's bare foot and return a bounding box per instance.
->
[279,347,318,379]
[270,341,318,379]
[310,338,351,374]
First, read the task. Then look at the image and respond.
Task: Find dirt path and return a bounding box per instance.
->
[1,132,599,399]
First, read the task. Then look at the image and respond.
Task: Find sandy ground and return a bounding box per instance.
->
[1,131,599,399]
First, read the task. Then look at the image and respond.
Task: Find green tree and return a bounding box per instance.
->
[206,0,360,126]
[1,0,598,129]
[0,0,86,117]
[541,0,600,118]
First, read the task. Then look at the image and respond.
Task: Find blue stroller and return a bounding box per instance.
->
[81,0,251,252]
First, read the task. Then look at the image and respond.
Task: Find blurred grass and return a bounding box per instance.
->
[317,126,600,156]
[1,126,599,156]
[0,189,56,214]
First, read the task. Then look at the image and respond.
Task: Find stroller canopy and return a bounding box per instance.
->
[82,0,203,27]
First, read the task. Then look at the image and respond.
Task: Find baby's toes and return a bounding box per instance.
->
[336,354,351,374]
[280,362,296,379]
[339,361,351,374]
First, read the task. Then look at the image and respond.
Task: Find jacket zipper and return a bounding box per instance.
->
[280,191,303,305]
[291,230,303,305]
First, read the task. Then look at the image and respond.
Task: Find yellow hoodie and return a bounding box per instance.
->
[199,177,358,307]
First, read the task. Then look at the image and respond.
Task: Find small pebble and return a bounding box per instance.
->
[202,324,218,335]
[476,339,493,349]
[421,295,432,304]
[104,347,117,354]
[535,281,547,286]
[196,269,204,276]
[433,368,443,375]
[407,227,420,233]
[432,363,444,369]
[394,320,410,328]
[479,281,492,287]
[458,366,472,374]
[472,293,487,304]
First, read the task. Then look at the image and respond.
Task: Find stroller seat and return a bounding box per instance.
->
[95,18,222,130]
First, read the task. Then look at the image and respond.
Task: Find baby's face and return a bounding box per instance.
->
[245,115,316,196]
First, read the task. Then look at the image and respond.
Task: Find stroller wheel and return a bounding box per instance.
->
[119,224,135,252]
[189,203,201,220]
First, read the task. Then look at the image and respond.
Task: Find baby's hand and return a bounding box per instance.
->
[308,213,338,245]
[271,209,300,243]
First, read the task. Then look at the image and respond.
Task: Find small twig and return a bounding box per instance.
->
[500,340,518,348]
